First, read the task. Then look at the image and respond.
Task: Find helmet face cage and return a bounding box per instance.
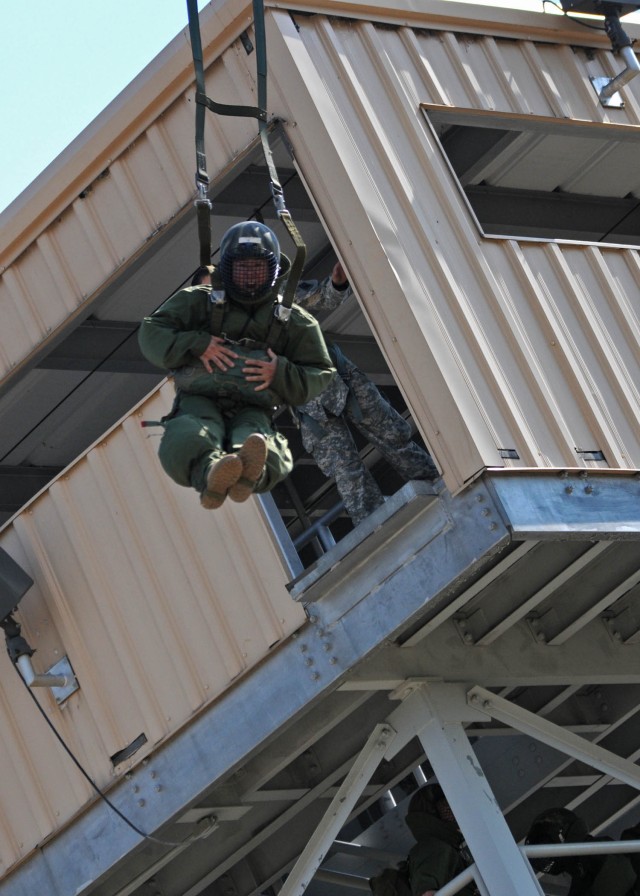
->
[219,222,280,304]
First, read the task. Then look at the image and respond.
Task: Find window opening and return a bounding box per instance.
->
[422,105,640,247]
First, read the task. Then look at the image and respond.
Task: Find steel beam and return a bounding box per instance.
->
[405,685,544,895]
[486,471,640,540]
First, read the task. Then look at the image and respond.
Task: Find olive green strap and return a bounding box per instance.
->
[209,295,226,337]
[186,0,306,311]
[259,127,306,339]
[250,0,306,320]
[186,0,266,267]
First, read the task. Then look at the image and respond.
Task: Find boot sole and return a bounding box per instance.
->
[200,455,243,509]
[229,434,268,503]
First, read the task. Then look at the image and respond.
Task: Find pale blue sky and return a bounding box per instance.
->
[1,0,638,214]
[0,0,207,213]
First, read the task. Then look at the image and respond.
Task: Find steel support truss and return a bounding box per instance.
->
[282,680,640,896]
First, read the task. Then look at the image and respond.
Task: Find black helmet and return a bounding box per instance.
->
[408,784,446,817]
[407,784,456,826]
[219,221,280,305]
[526,807,587,875]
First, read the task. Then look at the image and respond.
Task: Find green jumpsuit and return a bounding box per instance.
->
[405,807,476,896]
[138,257,335,495]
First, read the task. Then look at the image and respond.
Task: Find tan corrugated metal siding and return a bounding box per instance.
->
[0,382,304,873]
[264,10,640,487]
[2,2,638,488]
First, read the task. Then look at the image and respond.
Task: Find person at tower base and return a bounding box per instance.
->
[404,784,477,896]
[138,221,335,509]
[526,806,639,896]
[368,784,476,896]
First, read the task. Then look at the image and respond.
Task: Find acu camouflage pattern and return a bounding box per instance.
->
[295,278,438,525]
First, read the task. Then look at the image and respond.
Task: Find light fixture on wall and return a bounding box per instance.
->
[560,0,639,10]
[0,547,77,701]
[0,546,33,623]
[559,1,640,106]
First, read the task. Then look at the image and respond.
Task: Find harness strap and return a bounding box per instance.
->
[265,303,290,354]
[185,0,306,307]
[186,0,214,266]
[251,3,306,321]
[209,295,226,338]
[195,90,265,123]
[258,127,306,338]
[208,291,289,354]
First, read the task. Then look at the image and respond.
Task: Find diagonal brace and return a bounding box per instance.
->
[277,723,396,896]
[468,685,640,791]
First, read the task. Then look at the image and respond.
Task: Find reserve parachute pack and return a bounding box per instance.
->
[172,344,280,411]
[171,285,286,411]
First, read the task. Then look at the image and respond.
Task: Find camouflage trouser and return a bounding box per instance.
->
[158,393,292,495]
[300,365,438,525]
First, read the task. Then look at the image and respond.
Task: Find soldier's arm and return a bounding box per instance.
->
[270,310,336,406]
[138,288,212,370]
[295,262,352,314]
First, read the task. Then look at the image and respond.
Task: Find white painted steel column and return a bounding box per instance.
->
[408,685,544,896]
[277,723,397,896]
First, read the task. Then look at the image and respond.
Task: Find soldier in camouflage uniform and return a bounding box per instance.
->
[295,264,439,525]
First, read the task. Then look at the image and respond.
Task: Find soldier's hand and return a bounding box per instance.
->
[243,348,278,391]
[199,336,238,373]
[331,262,348,287]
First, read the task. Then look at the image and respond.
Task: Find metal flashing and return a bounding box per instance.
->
[485,470,640,539]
